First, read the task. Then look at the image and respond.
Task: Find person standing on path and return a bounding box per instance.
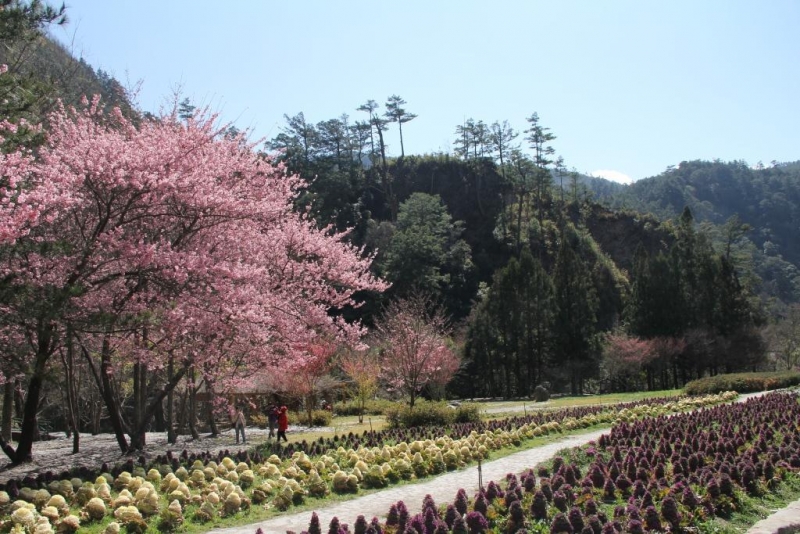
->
[233,405,246,444]
[266,403,279,439]
[277,405,289,442]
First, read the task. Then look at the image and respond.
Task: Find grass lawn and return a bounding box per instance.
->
[464,388,683,413]
[285,389,683,444]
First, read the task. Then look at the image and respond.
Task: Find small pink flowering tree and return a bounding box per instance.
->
[602,333,657,391]
[0,98,386,460]
[284,340,337,427]
[376,293,460,409]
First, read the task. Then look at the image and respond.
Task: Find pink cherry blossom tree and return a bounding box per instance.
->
[0,98,386,461]
[602,332,657,392]
[282,340,337,427]
[375,293,460,409]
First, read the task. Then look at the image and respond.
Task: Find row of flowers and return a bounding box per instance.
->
[288,391,800,534]
[0,392,737,533]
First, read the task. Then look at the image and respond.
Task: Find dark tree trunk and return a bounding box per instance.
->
[166,353,175,444]
[207,405,218,437]
[63,326,80,453]
[0,319,57,464]
[2,381,13,442]
[205,378,218,437]
[133,362,147,448]
[188,368,199,440]
[146,369,164,430]
[153,398,165,432]
[10,369,43,463]
[176,390,187,436]
[97,336,130,453]
[398,121,405,158]
[127,364,187,451]
[90,397,101,435]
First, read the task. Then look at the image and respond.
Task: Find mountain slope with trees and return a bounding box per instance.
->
[590,160,800,306]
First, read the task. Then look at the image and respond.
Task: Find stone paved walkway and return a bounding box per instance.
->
[210,429,607,534]
[746,498,800,534]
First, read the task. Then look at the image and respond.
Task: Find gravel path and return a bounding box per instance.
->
[0,425,316,485]
[210,429,607,534]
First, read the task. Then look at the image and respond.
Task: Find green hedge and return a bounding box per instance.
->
[453,402,481,424]
[291,409,333,427]
[385,400,482,428]
[684,371,800,395]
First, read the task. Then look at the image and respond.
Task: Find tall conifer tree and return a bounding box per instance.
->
[552,228,598,395]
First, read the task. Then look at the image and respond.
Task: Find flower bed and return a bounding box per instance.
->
[0,392,736,532]
[308,392,800,534]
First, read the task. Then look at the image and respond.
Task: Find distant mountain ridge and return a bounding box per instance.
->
[586,159,800,304]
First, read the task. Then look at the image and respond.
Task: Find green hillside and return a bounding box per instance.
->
[590,160,800,305]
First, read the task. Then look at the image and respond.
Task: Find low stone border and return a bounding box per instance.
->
[747,498,800,534]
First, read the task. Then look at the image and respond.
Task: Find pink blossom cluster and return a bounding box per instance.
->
[0,98,387,390]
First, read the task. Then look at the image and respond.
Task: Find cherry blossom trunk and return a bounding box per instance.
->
[133,362,146,447]
[208,409,219,436]
[63,326,80,454]
[409,390,417,410]
[100,336,130,453]
[166,354,176,444]
[306,394,314,428]
[0,321,54,464]
[128,364,187,451]
[177,390,187,435]
[205,379,219,437]
[1,381,12,442]
[188,368,199,440]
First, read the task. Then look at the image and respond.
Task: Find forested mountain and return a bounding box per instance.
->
[262,103,777,397]
[590,160,800,306]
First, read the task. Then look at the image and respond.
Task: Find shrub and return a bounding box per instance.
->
[291,409,332,427]
[684,371,800,395]
[534,384,551,402]
[334,398,396,416]
[249,414,267,428]
[385,400,456,428]
[453,403,481,424]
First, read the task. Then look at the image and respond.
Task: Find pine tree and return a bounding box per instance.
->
[673,206,699,327]
[384,94,417,158]
[463,248,553,397]
[525,112,556,248]
[490,120,518,240]
[356,99,379,161]
[552,227,598,395]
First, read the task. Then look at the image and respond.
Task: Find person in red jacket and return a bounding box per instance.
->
[277,405,289,442]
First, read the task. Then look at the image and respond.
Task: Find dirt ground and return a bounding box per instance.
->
[0,424,317,485]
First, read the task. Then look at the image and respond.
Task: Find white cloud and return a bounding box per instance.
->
[590,169,634,185]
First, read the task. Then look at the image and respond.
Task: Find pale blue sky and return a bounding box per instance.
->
[55,1,799,183]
